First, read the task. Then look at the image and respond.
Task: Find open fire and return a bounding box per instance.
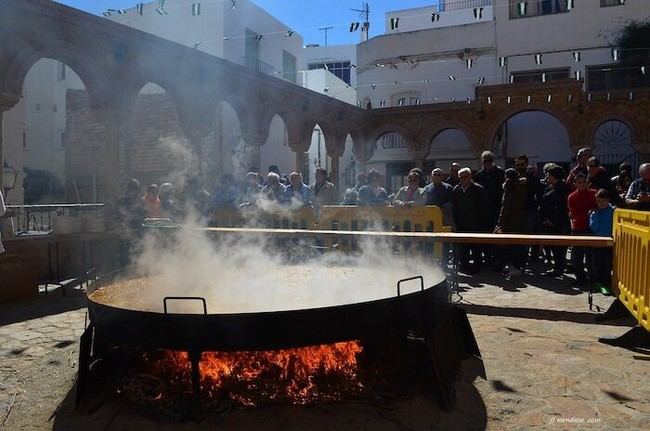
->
[116,341,365,409]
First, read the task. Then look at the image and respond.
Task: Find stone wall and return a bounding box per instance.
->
[65,90,213,201]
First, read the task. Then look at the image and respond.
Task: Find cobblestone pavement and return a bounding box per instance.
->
[0,270,648,430]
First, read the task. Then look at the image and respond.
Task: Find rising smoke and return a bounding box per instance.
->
[100,199,445,315]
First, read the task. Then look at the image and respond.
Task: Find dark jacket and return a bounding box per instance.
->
[452,182,489,232]
[538,180,570,234]
[497,178,527,233]
[590,167,623,207]
[524,173,544,212]
[475,166,506,227]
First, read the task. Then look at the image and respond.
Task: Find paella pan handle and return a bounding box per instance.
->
[397,276,424,297]
[163,297,208,315]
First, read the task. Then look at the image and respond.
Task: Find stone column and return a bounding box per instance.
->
[353,139,373,174]
[326,138,346,191]
[0,92,21,192]
[287,125,313,177]
[330,154,340,190]
[91,107,132,227]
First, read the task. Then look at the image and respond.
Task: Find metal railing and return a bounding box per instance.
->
[439,0,492,12]
[242,56,276,76]
[5,203,104,234]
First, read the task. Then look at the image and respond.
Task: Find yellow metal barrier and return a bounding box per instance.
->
[318,205,449,255]
[212,206,317,230]
[211,205,451,256]
[613,209,650,332]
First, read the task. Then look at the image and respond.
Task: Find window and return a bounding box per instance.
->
[282,50,297,83]
[509,0,570,19]
[60,132,66,149]
[511,68,570,84]
[600,0,625,7]
[587,65,650,92]
[308,61,352,85]
[391,92,421,107]
[244,28,260,69]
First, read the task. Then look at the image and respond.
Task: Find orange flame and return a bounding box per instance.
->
[155,341,364,405]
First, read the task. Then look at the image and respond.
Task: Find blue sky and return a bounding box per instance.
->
[55,0,441,46]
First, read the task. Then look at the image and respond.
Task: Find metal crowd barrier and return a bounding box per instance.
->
[613,209,650,332]
[212,206,317,229]
[211,205,449,256]
[318,205,449,256]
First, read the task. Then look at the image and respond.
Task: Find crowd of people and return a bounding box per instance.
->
[426,148,649,296]
[115,150,650,294]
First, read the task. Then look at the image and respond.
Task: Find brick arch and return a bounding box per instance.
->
[425,121,479,155]
[4,38,107,107]
[583,111,644,152]
[484,104,576,151]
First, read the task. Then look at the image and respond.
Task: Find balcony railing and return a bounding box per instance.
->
[242,56,276,76]
[439,0,492,12]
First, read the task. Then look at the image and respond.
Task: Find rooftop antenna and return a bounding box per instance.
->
[318,26,334,46]
[351,2,370,42]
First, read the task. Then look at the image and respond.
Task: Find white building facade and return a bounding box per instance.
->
[356,0,649,187]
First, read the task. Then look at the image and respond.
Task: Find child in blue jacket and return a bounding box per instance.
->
[589,189,615,295]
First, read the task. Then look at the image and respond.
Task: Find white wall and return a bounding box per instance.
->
[109,0,305,79]
[357,21,498,108]
[495,0,650,58]
[300,69,357,106]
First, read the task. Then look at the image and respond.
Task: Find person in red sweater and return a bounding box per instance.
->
[567,173,597,286]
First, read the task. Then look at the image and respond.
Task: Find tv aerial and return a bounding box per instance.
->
[350,2,370,42]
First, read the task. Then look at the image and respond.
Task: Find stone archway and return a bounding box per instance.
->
[488,106,574,167]
[4,57,89,203]
[426,127,477,171]
[4,39,108,107]
[261,114,292,178]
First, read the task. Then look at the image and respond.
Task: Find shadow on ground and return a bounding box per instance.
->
[0,288,87,326]
[459,303,634,327]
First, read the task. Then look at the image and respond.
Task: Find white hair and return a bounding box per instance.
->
[458,167,472,177]
[639,163,650,174]
[267,172,280,182]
